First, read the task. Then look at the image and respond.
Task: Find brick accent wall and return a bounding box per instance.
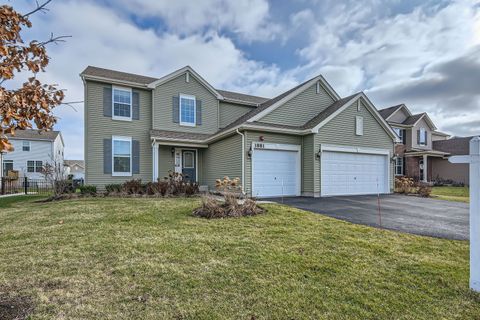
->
[405,156,420,180]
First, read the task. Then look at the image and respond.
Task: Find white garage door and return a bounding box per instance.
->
[252,147,300,198]
[321,151,389,196]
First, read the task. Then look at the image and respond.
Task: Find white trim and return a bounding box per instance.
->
[236,129,246,193]
[112,135,132,177]
[320,144,391,156]
[320,146,391,197]
[112,86,132,122]
[154,140,208,148]
[80,75,151,89]
[251,142,302,198]
[147,66,224,99]
[179,93,196,127]
[311,93,399,142]
[412,113,437,130]
[355,116,364,136]
[247,75,340,122]
[152,142,159,181]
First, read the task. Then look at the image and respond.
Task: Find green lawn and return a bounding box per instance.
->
[432,186,470,203]
[0,197,478,319]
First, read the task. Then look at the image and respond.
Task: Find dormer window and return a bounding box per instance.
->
[179,94,196,126]
[112,86,132,121]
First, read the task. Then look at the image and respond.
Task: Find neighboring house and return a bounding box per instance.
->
[431,136,475,185]
[1,129,65,180]
[64,160,85,180]
[80,65,398,198]
[378,104,451,182]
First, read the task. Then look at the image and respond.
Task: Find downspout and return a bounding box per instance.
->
[236,129,245,194]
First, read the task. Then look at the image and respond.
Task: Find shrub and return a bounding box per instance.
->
[193,176,263,219]
[145,180,168,196]
[122,179,144,195]
[105,184,122,194]
[54,180,75,195]
[417,182,432,197]
[395,177,415,194]
[79,185,97,195]
[185,182,199,196]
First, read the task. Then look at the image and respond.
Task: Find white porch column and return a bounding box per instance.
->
[422,154,428,182]
[152,143,159,181]
[470,137,480,291]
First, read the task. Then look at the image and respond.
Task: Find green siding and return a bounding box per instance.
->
[219,102,254,128]
[314,100,395,193]
[244,131,302,195]
[84,80,152,188]
[259,83,335,126]
[158,145,175,180]
[153,72,219,134]
[302,134,315,194]
[203,134,242,190]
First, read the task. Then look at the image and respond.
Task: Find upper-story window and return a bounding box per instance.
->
[22,141,30,151]
[393,128,404,142]
[27,160,43,173]
[419,128,427,146]
[179,94,196,126]
[112,136,132,176]
[112,86,132,121]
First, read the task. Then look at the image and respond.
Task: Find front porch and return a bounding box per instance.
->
[404,150,449,182]
[151,129,210,186]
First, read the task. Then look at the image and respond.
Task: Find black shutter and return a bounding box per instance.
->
[103,86,112,117]
[172,96,180,123]
[132,91,140,120]
[103,138,112,174]
[196,99,202,125]
[425,131,428,145]
[402,157,406,176]
[402,129,407,144]
[132,140,140,174]
[417,130,420,144]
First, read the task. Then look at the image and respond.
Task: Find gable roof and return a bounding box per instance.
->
[378,104,403,119]
[302,93,360,129]
[246,75,341,122]
[80,66,268,106]
[217,89,269,105]
[403,113,424,125]
[6,129,60,142]
[64,160,85,168]
[80,66,157,86]
[433,136,477,155]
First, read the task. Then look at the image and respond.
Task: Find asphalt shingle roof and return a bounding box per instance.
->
[150,129,212,141]
[6,129,60,141]
[402,113,425,125]
[64,160,85,168]
[378,104,403,119]
[217,90,269,105]
[302,93,360,129]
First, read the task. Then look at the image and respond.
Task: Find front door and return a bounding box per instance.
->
[182,150,196,182]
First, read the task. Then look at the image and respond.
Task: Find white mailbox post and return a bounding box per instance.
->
[449,136,480,292]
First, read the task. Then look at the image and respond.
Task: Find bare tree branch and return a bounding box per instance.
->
[22,0,52,18]
[38,33,72,47]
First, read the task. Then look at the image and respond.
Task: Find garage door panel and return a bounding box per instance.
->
[252,148,300,198]
[322,151,388,196]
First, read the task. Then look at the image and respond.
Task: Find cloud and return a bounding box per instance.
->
[9,0,296,159]
[109,0,282,42]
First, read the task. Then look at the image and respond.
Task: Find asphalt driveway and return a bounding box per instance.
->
[271,194,469,240]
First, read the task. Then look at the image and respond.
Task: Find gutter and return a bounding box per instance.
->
[236,129,246,194]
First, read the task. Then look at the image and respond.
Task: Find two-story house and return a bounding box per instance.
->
[1,129,65,180]
[81,66,398,198]
[378,104,450,182]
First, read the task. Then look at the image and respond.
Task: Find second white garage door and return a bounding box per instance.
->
[321,151,389,196]
[252,146,300,198]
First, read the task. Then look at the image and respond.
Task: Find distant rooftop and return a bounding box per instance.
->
[6,129,60,141]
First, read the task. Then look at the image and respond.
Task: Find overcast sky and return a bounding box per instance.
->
[8,0,480,159]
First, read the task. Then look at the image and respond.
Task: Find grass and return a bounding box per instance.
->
[432,186,469,203]
[0,197,479,319]
[0,194,47,208]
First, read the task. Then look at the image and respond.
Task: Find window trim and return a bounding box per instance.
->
[179,93,196,127]
[419,127,427,146]
[26,160,42,173]
[22,141,31,152]
[112,135,132,177]
[3,160,13,175]
[395,157,404,176]
[112,86,132,121]
[393,127,404,143]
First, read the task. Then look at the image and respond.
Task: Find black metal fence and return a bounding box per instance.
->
[0,177,75,196]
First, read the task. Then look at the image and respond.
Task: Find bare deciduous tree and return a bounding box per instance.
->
[0,1,68,152]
